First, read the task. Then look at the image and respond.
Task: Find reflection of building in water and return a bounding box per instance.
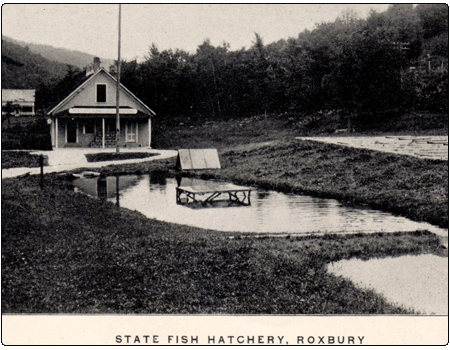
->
[73,175,142,205]
[97,176,120,205]
[150,171,167,186]
[97,177,107,201]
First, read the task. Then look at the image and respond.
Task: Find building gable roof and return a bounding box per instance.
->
[47,68,155,116]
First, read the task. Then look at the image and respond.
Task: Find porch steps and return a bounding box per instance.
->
[90,130,117,148]
[90,140,117,148]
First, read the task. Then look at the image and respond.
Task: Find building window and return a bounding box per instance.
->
[84,120,96,134]
[96,84,106,103]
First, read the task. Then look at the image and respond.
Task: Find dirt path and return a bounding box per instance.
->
[1,148,178,179]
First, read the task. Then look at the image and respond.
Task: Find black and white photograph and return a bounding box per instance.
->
[1,3,448,345]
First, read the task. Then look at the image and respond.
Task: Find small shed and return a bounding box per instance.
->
[176,149,221,170]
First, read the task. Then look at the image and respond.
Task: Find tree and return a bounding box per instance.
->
[35,65,85,111]
[132,44,195,120]
[2,101,13,126]
[416,4,449,40]
[194,39,229,119]
[118,59,139,94]
[249,33,269,116]
[340,8,359,26]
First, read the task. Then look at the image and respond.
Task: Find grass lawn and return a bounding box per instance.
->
[1,150,48,169]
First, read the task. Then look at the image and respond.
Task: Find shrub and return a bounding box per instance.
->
[1,118,52,150]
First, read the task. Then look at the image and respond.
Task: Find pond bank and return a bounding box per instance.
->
[2,173,445,314]
[216,139,448,229]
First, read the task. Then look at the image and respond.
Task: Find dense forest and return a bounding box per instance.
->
[36,5,448,128]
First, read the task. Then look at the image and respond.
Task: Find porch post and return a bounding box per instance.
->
[102,118,105,149]
[148,118,151,148]
[51,118,55,147]
[136,121,139,144]
[55,117,58,149]
[50,118,54,148]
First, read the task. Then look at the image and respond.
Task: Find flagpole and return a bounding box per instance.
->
[116,4,121,153]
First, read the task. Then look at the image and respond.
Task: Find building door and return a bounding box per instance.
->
[126,121,136,143]
[67,120,77,143]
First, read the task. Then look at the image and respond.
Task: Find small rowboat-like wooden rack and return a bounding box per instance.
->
[176,183,253,206]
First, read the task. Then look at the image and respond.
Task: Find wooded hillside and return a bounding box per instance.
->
[2,39,69,89]
[2,35,114,69]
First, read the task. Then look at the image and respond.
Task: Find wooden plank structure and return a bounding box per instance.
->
[176,178,252,206]
[175,150,252,206]
[176,149,221,170]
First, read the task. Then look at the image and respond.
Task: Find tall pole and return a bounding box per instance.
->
[116,4,121,153]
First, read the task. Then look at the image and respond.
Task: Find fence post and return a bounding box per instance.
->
[39,154,44,189]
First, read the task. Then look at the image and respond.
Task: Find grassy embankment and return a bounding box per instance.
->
[1,173,443,314]
[2,113,448,314]
[1,150,48,169]
[217,140,448,229]
[150,111,448,150]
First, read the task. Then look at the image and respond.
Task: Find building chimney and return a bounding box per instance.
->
[93,57,101,72]
[85,63,93,77]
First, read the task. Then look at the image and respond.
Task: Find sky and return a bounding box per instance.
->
[2,4,391,62]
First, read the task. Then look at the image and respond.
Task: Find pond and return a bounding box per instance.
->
[73,174,448,237]
[327,254,448,315]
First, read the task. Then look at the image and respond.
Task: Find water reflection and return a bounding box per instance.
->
[73,174,448,236]
[97,176,107,202]
[95,176,121,205]
[73,175,142,205]
[257,192,270,200]
[150,171,167,186]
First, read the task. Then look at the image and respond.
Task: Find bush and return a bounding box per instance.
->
[403,69,449,112]
[1,138,22,150]
[1,118,52,150]
[22,133,52,150]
